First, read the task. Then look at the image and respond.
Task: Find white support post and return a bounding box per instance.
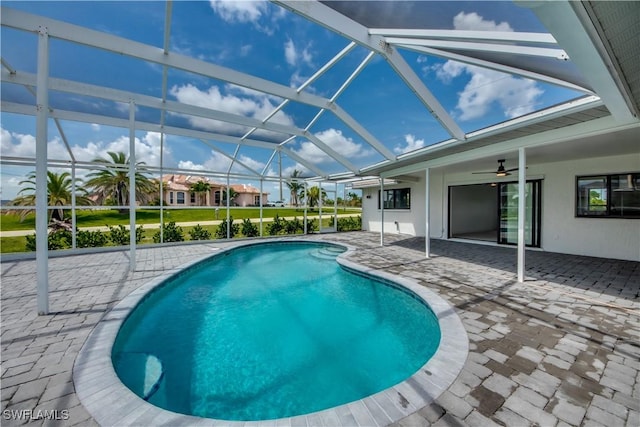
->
[517,147,526,283]
[380,178,385,246]
[36,25,49,315]
[303,182,308,234]
[278,151,283,202]
[333,182,337,231]
[259,179,263,237]
[318,184,323,233]
[159,133,164,243]
[425,168,430,258]
[226,177,230,239]
[128,101,136,271]
[71,161,77,249]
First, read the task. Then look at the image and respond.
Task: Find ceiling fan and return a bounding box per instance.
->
[472,159,519,177]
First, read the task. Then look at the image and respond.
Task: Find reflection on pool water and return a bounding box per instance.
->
[112,242,441,421]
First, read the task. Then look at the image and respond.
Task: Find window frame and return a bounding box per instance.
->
[377,187,411,210]
[177,191,185,205]
[576,172,640,219]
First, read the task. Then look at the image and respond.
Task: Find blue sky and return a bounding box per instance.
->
[1,0,586,201]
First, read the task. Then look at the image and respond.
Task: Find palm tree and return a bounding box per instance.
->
[84,151,155,213]
[9,171,92,222]
[304,186,327,208]
[189,180,211,206]
[286,169,304,207]
[221,188,237,206]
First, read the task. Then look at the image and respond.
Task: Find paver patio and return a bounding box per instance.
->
[1,232,638,426]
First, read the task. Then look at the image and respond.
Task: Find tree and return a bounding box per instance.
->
[220,188,237,206]
[84,151,155,213]
[9,171,92,222]
[304,186,327,208]
[285,169,305,207]
[189,180,211,206]
[347,191,362,207]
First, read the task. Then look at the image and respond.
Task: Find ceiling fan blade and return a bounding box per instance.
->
[505,167,519,172]
[471,171,497,174]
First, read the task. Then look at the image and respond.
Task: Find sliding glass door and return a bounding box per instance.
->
[498,180,541,247]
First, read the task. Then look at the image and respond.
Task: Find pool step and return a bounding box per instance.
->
[113,352,164,401]
[311,248,344,259]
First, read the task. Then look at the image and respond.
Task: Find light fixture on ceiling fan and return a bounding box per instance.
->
[472,159,519,177]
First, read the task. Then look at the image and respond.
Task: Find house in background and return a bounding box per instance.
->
[160,175,268,208]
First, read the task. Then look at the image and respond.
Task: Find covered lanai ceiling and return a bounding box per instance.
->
[1,1,638,188]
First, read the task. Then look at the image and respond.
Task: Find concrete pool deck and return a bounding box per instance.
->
[1,232,639,426]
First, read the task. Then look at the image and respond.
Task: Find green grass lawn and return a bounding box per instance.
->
[0,216,347,254]
[0,207,361,231]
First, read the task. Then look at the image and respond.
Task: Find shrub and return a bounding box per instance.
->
[76,230,108,248]
[284,217,303,235]
[153,222,184,243]
[108,224,144,246]
[214,217,239,239]
[337,215,362,232]
[25,229,72,251]
[306,218,317,234]
[241,218,259,238]
[189,224,211,241]
[266,214,286,236]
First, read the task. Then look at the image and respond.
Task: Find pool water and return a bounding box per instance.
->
[112,242,441,421]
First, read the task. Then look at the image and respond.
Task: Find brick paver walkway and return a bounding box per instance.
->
[1,232,638,426]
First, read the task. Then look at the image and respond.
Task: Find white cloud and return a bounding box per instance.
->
[209,0,282,34]
[431,12,542,120]
[284,39,297,67]
[169,83,295,139]
[456,67,543,120]
[453,11,512,32]
[394,134,425,154]
[209,0,268,24]
[0,128,71,160]
[283,38,314,69]
[0,127,170,170]
[293,128,374,165]
[239,44,253,56]
[91,123,101,131]
[179,151,265,175]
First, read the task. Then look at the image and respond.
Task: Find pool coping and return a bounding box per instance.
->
[73,238,469,427]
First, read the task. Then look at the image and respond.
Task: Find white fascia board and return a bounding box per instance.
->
[370,29,557,45]
[380,115,640,177]
[524,1,636,121]
[386,37,568,59]
[398,44,592,94]
[274,0,465,141]
[395,96,603,163]
[1,7,333,111]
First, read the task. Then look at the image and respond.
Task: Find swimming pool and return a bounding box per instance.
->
[74,238,468,426]
[112,242,440,420]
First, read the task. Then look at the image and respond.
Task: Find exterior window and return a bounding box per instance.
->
[169,191,174,204]
[254,195,260,205]
[177,192,185,205]
[214,191,221,205]
[190,192,196,204]
[577,173,639,218]
[378,188,411,209]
